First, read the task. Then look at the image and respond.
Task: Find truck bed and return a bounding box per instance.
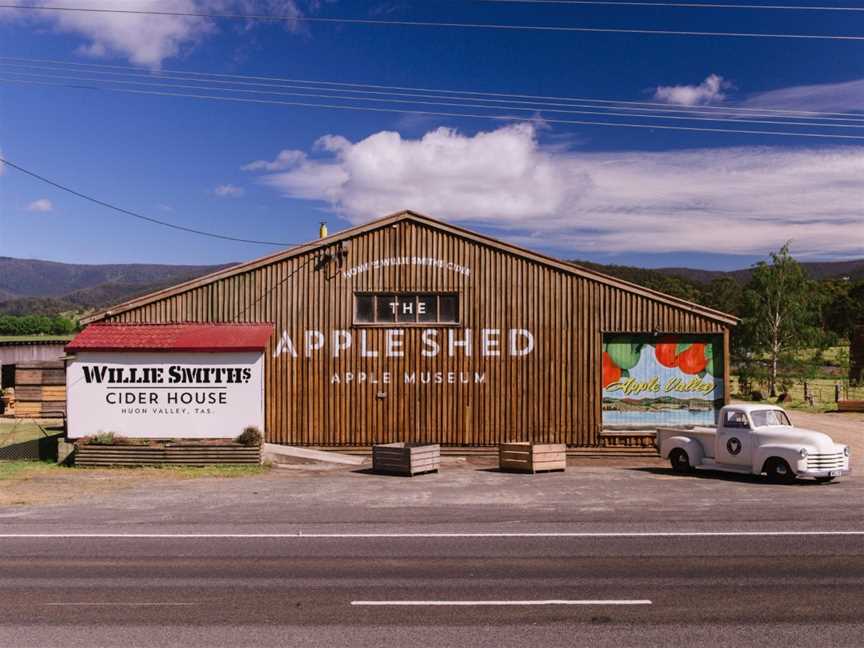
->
[657,426,717,460]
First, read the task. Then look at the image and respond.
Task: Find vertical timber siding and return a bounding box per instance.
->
[106,219,728,446]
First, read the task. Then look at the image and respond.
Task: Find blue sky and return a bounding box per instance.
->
[0,0,862,269]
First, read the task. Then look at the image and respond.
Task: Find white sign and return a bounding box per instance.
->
[273,328,534,358]
[342,256,472,280]
[66,351,264,439]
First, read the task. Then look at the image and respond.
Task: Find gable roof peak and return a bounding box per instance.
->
[82,210,737,326]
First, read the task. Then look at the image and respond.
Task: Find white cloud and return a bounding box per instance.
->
[241,149,307,172]
[26,198,54,212]
[654,74,728,107]
[246,123,864,257]
[741,78,864,114]
[5,0,302,69]
[213,184,244,197]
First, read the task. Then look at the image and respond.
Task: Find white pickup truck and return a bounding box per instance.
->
[658,404,850,483]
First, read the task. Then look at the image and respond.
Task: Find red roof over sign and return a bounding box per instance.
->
[66,323,274,353]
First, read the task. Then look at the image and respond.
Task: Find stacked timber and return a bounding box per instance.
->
[499,442,566,473]
[75,443,261,467]
[14,361,66,418]
[372,443,440,476]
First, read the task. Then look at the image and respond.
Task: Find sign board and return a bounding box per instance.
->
[601,335,724,428]
[66,351,264,439]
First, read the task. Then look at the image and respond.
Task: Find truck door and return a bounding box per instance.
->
[716,409,753,467]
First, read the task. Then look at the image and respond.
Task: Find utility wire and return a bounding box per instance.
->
[4,59,864,124]
[0,157,298,247]
[471,0,864,11]
[5,68,863,129]
[2,4,863,40]
[5,76,864,140]
[3,56,861,121]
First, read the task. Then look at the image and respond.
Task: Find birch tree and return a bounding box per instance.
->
[741,243,822,397]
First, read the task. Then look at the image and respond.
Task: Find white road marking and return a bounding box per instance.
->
[0,531,861,538]
[351,600,652,606]
[45,603,196,607]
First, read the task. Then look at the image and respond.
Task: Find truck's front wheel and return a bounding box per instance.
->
[765,458,796,484]
[670,449,692,473]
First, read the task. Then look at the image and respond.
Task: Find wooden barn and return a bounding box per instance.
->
[81,210,736,448]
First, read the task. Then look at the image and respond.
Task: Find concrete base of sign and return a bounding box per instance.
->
[57,439,75,465]
[262,443,365,466]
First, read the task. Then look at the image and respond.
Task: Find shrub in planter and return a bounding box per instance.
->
[236,426,263,447]
[77,432,147,446]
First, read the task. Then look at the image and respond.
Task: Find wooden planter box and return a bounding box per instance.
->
[838,400,864,413]
[372,443,440,476]
[74,443,261,467]
[499,442,566,473]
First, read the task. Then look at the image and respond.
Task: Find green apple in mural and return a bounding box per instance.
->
[606,343,642,371]
[704,344,715,375]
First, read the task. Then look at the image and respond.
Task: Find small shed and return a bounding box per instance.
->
[0,336,71,389]
[65,323,273,439]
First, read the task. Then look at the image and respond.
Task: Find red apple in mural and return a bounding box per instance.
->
[654,343,679,368]
[602,351,621,388]
[677,343,708,375]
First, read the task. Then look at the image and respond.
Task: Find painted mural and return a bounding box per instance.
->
[601,336,724,428]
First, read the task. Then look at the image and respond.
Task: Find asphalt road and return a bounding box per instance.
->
[2,456,863,647]
[0,533,862,647]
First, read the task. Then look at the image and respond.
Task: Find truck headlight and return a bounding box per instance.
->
[844,446,850,457]
[799,448,809,458]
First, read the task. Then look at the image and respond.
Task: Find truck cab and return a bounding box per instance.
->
[657,404,850,483]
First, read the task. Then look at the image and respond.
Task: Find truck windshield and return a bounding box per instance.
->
[750,410,791,427]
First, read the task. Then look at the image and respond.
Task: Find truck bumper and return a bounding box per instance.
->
[797,468,850,478]
[795,460,850,478]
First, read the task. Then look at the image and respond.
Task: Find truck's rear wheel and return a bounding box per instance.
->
[765,458,796,484]
[670,449,692,473]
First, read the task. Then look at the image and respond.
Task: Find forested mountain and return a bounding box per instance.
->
[1,254,861,317]
[0,257,231,315]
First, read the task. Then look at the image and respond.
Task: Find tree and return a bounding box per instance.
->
[739,243,824,397]
[703,276,745,317]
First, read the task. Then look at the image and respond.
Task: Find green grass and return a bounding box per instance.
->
[0,460,59,480]
[0,460,268,482]
[732,375,864,411]
[71,464,271,478]
[147,464,270,478]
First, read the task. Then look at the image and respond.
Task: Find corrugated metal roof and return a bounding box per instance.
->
[0,336,73,347]
[66,323,273,353]
[81,210,738,326]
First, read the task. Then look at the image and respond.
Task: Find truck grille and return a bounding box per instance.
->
[807,452,846,471]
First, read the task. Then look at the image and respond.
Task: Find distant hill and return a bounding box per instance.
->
[1,254,861,318]
[0,257,233,316]
[651,258,864,285]
[575,257,864,288]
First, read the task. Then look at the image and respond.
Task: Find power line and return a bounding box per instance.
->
[5,59,864,125]
[3,56,863,121]
[2,4,864,40]
[5,67,864,130]
[471,0,864,11]
[0,157,298,247]
[6,75,864,140]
